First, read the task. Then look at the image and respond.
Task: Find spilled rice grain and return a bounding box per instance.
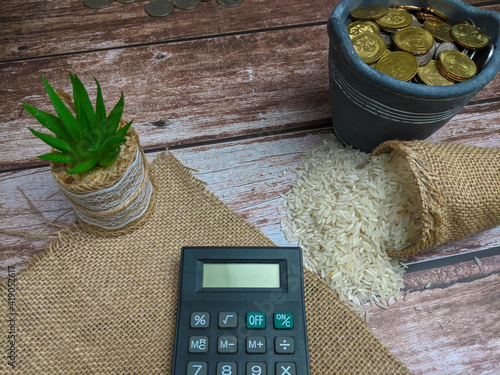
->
[281,136,422,308]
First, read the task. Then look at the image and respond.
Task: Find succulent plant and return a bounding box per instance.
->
[23,73,132,174]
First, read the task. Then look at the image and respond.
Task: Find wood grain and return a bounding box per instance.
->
[2,0,496,62]
[364,256,500,374]
[1,24,499,171]
[0,0,336,61]
[2,128,499,278]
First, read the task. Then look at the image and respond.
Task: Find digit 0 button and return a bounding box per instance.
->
[274,313,293,329]
[246,312,265,329]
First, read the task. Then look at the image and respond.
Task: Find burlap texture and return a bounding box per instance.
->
[1,151,410,374]
[372,140,500,258]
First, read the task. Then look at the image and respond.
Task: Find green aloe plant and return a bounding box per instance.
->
[23,73,132,175]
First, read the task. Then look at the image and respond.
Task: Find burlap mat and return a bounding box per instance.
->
[372,141,500,258]
[1,151,411,374]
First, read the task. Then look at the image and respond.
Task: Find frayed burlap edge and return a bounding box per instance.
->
[372,141,443,257]
[372,140,500,258]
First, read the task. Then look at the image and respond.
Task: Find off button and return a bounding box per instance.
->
[246,312,265,329]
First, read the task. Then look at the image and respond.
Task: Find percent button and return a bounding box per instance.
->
[190,312,210,328]
[274,312,293,329]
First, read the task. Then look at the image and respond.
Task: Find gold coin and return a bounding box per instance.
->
[351,5,388,21]
[415,12,443,22]
[394,27,434,55]
[391,4,421,12]
[375,9,413,29]
[418,60,455,86]
[352,33,386,64]
[438,49,477,81]
[436,59,461,81]
[370,48,392,67]
[451,24,490,49]
[421,5,453,22]
[423,19,454,42]
[347,21,379,39]
[365,20,380,34]
[376,51,418,81]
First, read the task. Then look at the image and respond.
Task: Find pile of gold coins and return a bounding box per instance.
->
[347,4,494,85]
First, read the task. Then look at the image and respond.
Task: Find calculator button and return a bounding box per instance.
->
[187,362,207,375]
[246,362,266,375]
[219,312,238,328]
[274,312,294,329]
[275,337,294,354]
[217,362,237,375]
[188,336,209,353]
[246,312,265,329]
[218,335,238,353]
[190,312,210,328]
[246,336,266,354]
[276,362,296,375]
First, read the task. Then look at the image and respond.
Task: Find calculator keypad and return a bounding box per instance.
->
[186,311,298,374]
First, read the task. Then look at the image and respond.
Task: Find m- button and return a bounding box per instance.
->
[246,312,265,329]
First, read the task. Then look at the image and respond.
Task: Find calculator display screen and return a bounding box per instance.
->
[202,263,280,288]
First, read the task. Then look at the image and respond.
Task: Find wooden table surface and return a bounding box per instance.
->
[1,0,499,373]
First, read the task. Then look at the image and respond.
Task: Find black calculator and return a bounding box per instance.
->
[172,247,311,375]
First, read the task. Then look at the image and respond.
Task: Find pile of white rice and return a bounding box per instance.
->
[280,137,422,308]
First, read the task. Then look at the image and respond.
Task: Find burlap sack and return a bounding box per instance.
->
[1,151,410,374]
[372,140,500,258]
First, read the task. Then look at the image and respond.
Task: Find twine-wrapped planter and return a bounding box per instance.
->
[50,125,157,236]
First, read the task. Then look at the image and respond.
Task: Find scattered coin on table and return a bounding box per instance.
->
[217,0,245,7]
[347,3,492,84]
[145,0,175,17]
[173,0,201,10]
[84,0,242,17]
[84,0,113,8]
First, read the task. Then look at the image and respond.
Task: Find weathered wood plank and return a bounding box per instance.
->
[2,0,496,61]
[0,0,336,61]
[364,257,500,374]
[1,24,499,170]
[2,128,499,277]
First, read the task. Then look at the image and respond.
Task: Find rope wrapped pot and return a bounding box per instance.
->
[372,140,500,258]
[50,124,158,237]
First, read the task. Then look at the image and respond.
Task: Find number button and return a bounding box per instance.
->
[187,361,207,375]
[246,312,265,329]
[190,312,210,328]
[188,336,209,353]
[218,336,238,353]
[275,337,294,354]
[246,362,266,375]
[217,362,237,375]
[276,362,296,375]
[246,336,266,354]
[219,312,238,328]
[274,312,294,329]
